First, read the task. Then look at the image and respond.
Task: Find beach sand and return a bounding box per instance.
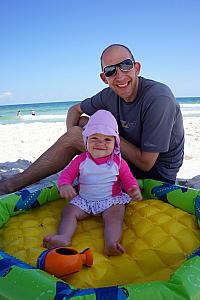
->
[0,117,200,189]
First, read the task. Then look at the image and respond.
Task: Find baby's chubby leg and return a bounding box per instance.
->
[43,204,89,248]
[102,204,125,256]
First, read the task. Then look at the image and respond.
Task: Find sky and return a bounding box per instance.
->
[0,0,200,105]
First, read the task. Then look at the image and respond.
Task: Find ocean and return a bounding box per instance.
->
[0,100,80,125]
[0,97,200,125]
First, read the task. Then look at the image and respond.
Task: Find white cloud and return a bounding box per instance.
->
[0,91,12,98]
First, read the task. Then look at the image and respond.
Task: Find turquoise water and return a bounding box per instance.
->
[0,101,80,125]
[0,97,200,125]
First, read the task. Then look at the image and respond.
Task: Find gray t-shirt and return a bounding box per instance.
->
[80,77,184,182]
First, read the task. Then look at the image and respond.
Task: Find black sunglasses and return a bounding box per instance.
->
[103,58,135,78]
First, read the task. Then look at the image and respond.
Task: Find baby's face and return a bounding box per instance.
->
[87,133,115,159]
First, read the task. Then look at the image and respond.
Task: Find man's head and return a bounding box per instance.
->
[100,44,141,103]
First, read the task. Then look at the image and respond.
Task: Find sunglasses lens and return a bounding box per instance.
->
[103,59,134,77]
[104,66,116,77]
[119,59,134,71]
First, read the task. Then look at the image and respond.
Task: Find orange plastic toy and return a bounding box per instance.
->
[37,247,93,278]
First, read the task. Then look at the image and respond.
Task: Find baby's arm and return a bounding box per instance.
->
[127,185,142,201]
[59,184,77,200]
[58,153,86,199]
[119,158,142,201]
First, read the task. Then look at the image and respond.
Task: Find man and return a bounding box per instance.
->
[0,44,184,195]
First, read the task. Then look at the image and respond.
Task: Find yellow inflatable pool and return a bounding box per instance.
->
[0,179,200,299]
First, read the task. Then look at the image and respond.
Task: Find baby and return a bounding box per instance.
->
[43,110,142,255]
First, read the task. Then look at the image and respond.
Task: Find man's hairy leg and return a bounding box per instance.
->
[0,126,85,195]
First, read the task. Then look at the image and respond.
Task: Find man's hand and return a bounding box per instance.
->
[59,184,77,200]
[127,185,142,201]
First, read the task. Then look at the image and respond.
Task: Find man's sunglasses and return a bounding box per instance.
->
[103,58,135,78]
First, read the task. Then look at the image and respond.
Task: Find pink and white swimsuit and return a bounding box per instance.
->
[58,152,139,214]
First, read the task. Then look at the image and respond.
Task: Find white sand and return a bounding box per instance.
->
[0,122,66,163]
[177,117,200,179]
[0,118,200,188]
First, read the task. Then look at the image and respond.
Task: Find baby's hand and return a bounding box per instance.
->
[59,184,77,200]
[127,185,142,201]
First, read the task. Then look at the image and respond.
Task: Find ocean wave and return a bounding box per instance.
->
[19,114,66,120]
[180,103,200,108]
[181,111,200,117]
[180,103,200,117]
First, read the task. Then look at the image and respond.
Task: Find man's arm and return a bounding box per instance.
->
[66,103,83,130]
[120,136,159,172]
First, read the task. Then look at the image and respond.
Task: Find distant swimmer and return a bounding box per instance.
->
[17,110,21,116]
[31,110,36,116]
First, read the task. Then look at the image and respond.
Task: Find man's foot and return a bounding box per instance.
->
[0,179,15,195]
[104,242,125,256]
[43,235,72,248]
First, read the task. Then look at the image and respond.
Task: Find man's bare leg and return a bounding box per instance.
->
[0,126,85,195]
[43,204,89,248]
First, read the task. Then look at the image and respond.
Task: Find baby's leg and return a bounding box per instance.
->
[102,204,125,256]
[43,204,89,248]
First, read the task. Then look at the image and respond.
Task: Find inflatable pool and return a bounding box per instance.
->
[0,179,200,299]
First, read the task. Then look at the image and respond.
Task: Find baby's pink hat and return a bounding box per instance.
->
[83,110,120,156]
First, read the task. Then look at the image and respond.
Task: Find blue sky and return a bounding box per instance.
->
[0,0,200,105]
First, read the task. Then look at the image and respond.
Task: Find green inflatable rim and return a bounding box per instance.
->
[0,179,200,300]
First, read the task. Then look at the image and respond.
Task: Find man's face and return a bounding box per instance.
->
[100,46,140,103]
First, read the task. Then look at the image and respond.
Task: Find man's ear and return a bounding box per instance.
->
[134,62,141,75]
[100,72,108,84]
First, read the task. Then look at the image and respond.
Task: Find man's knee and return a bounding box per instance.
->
[67,126,84,137]
[57,126,84,146]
